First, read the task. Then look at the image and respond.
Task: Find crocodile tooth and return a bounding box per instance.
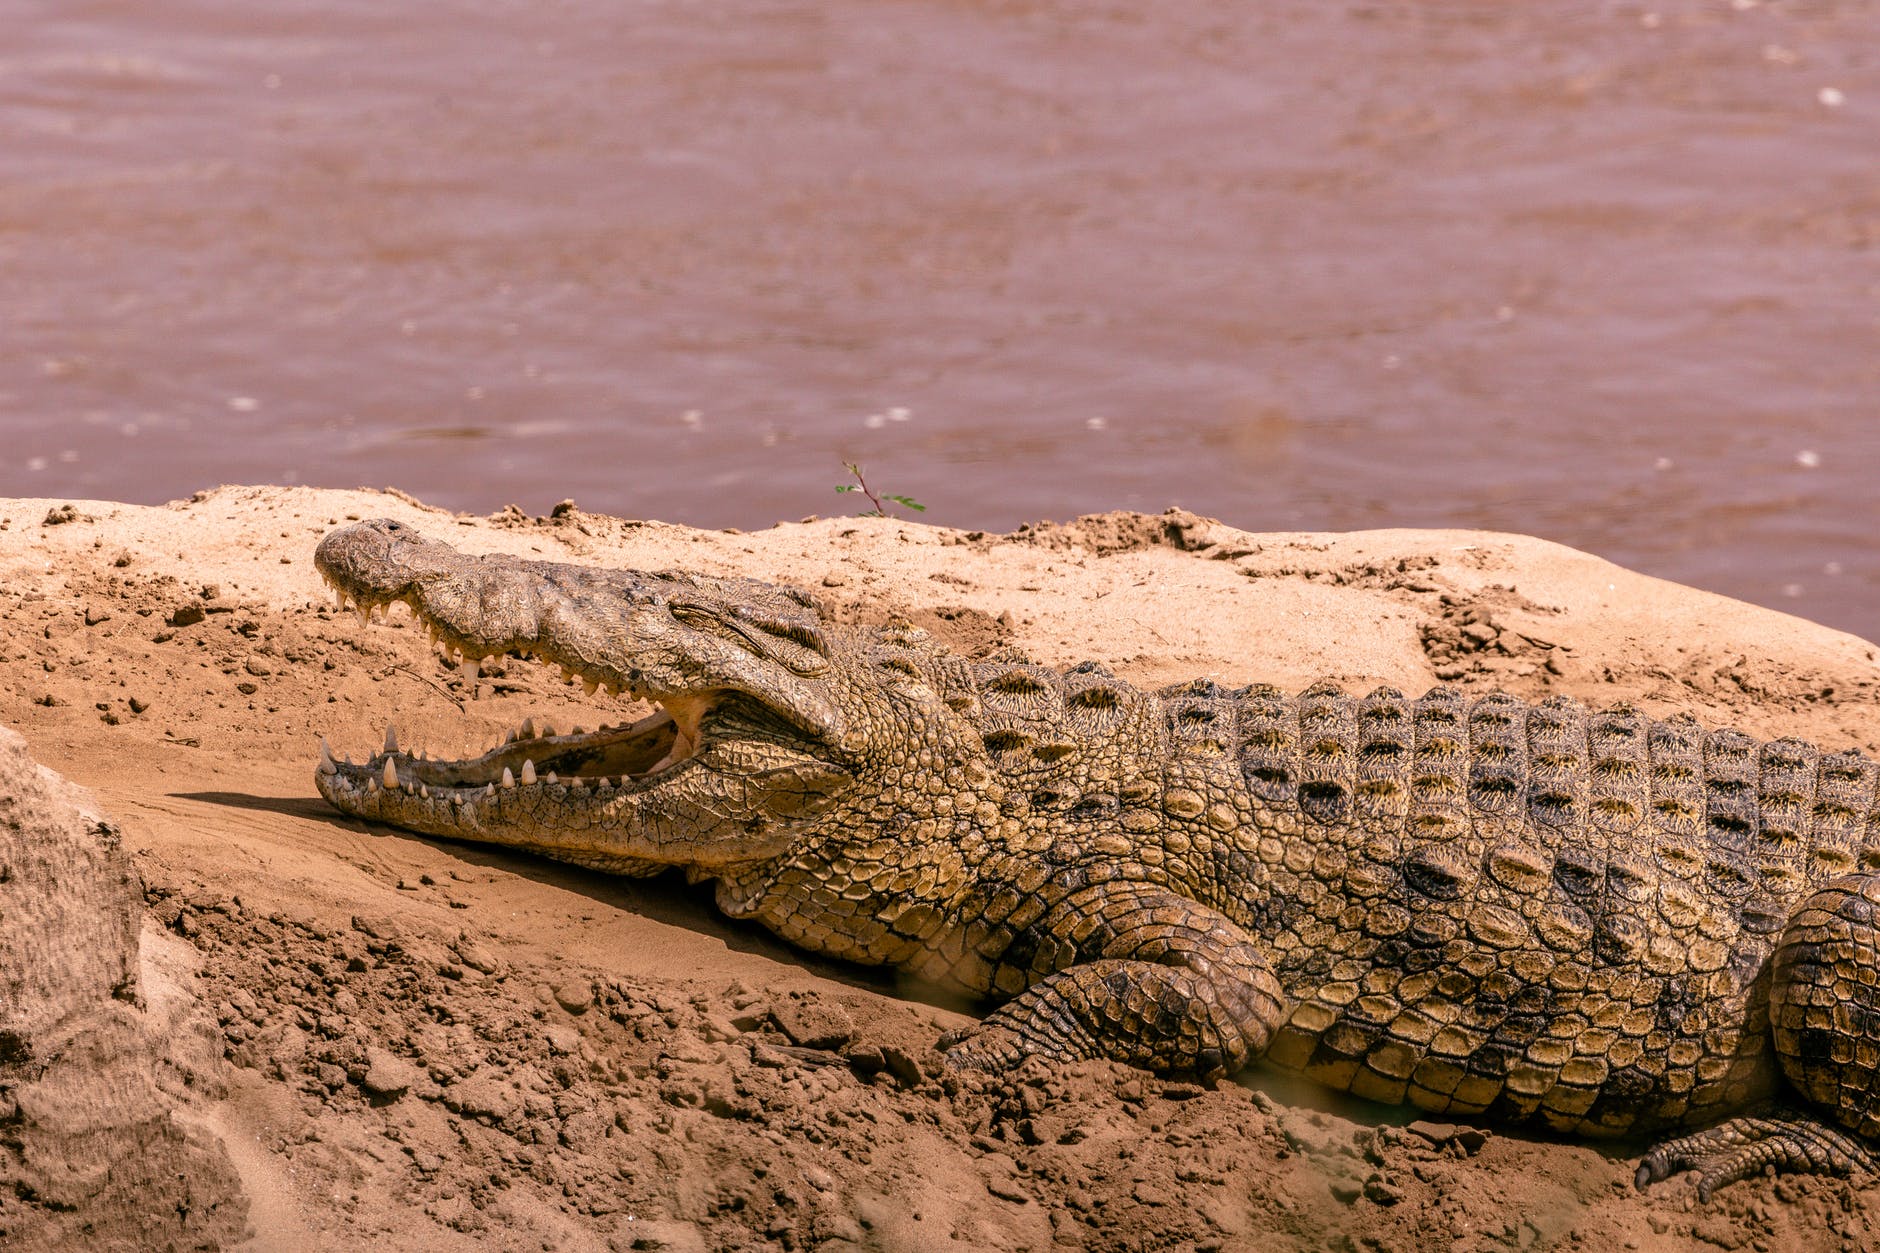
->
[520,717,535,740]
[318,738,338,775]
[520,759,536,785]
[501,766,516,789]
[383,758,398,789]
[367,776,380,793]
[484,782,495,797]
[545,770,558,785]
[583,678,599,696]
[419,784,430,798]
[357,604,371,625]
[384,724,399,754]
[540,723,555,739]
[571,725,585,737]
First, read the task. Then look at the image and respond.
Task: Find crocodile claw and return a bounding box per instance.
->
[1636,1105,1876,1201]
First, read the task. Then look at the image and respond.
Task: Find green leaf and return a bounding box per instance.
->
[834,485,858,494]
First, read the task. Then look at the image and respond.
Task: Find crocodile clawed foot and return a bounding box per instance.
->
[1635,1105,1875,1201]
[938,1023,1031,1074]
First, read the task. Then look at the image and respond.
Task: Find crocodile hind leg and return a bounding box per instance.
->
[940,884,1287,1081]
[1640,875,1880,1198]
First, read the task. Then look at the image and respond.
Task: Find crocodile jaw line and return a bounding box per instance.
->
[315,570,717,801]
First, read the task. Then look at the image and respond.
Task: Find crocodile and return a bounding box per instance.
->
[312,518,1880,1199]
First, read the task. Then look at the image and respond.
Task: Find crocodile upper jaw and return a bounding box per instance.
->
[310,523,857,865]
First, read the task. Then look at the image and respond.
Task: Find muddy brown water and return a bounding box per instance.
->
[3,2,1876,638]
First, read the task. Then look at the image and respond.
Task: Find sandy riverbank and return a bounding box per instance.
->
[2,485,1876,1252]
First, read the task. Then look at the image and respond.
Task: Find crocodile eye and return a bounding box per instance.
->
[671,603,829,675]
[733,609,828,658]
[669,604,726,633]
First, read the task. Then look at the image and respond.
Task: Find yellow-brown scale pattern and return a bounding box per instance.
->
[735,651,1880,1192]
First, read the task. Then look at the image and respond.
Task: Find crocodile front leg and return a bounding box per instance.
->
[941,884,1287,1081]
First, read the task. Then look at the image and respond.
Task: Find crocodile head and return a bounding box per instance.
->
[312,519,859,872]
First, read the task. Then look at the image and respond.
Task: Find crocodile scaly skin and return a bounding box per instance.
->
[312,520,1880,1193]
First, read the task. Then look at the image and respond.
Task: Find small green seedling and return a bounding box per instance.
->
[836,463,926,519]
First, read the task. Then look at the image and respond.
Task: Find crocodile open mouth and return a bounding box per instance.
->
[315,577,720,803]
[318,696,721,801]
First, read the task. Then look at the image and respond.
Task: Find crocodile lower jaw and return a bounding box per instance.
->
[319,693,718,805]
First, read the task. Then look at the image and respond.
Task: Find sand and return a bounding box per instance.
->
[1,484,1876,1252]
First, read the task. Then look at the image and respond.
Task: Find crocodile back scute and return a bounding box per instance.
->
[1237,683,1297,806]
[968,660,1077,780]
[1409,686,1470,846]
[1160,678,1240,763]
[1812,748,1880,876]
[1296,680,1359,827]
[1227,685,1880,898]
[1586,703,1648,835]
[1525,696,1589,830]
[1352,686,1413,830]
[1464,691,1527,819]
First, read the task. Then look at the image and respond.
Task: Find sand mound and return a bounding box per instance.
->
[0,723,247,1250]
